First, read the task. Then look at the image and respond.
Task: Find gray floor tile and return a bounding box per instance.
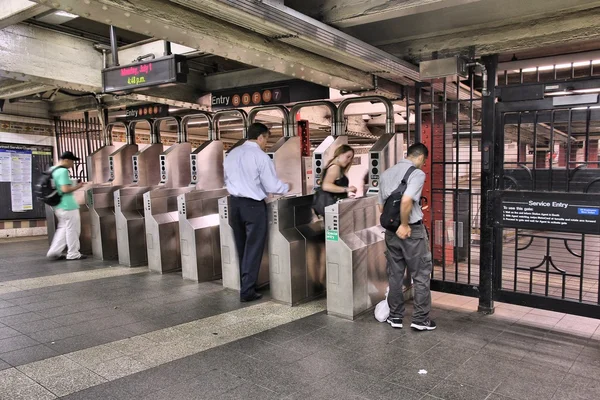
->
[0,358,11,370]
[145,369,243,400]
[217,382,280,400]
[12,319,62,335]
[251,344,306,365]
[58,381,135,400]
[0,312,46,326]
[46,333,112,354]
[0,344,60,366]
[0,334,39,353]
[446,354,514,391]
[361,381,424,400]
[0,306,29,318]
[0,326,21,340]
[429,380,491,400]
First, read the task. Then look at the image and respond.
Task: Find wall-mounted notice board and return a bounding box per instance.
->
[0,142,54,220]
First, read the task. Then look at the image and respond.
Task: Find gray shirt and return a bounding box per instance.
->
[377,159,426,224]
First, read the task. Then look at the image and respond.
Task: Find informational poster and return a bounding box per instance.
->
[11,150,32,183]
[496,191,600,234]
[0,149,11,182]
[11,182,33,212]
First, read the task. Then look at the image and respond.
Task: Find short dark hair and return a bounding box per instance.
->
[247,123,270,140]
[407,143,429,158]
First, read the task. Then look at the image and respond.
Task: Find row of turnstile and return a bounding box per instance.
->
[47,97,412,320]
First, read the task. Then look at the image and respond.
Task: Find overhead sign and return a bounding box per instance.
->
[211,80,329,110]
[102,55,188,94]
[118,104,170,121]
[495,191,600,234]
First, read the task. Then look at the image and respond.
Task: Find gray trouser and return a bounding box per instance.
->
[385,224,432,323]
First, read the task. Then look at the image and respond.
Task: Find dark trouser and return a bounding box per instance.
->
[230,196,267,299]
[385,223,432,323]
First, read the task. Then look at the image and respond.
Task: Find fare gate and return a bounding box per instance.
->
[489,77,600,318]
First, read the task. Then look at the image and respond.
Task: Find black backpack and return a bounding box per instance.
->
[35,166,66,206]
[380,166,416,232]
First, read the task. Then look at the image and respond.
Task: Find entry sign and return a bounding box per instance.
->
[495,191,600,234]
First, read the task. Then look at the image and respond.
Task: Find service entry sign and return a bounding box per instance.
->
[495,191,600,234]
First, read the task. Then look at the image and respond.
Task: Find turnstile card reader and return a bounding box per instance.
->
[190,140,224,190]
[313,135,348,189]
[87,145,117,185]
[144,186,194,274]
[159,142,193,188]
[115,186,153,267]
[219,196,270,292]
[108,145,138,185]
[178,188,228,282]
[324,196,390,320]
[366,133,405,196]
[88,185,123,260]
[268,195,326,306]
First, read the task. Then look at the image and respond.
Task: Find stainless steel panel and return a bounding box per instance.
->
[324,196,411,320]
[88,185,123,260]
[268,194,326,306]
[302,157,313,196]
[87,145,116,184]
[312,135,348,189]
[219,196,270,291]
[190,140,224,190]
[133,144,164,186]
[115,186,154,267]
[178,188,228,281]
[108,145,138,185]
[144,186,194,273]
[267,137,302,195]
[159,142,193,188]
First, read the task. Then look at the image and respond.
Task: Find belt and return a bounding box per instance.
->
[409,220,422,226]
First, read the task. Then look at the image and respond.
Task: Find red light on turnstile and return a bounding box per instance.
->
[316,179,321,185]
[372,180,378,187]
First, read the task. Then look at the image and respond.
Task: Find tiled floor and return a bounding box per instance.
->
[0,238,599,399]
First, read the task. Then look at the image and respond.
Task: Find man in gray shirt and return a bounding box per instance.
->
[378,143,435,331]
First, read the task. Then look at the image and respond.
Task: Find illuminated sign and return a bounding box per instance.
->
[211,80,328,109]
[117,104,169,121]
[102,55,188,94]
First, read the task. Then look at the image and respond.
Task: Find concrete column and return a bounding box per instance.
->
[535,151,547,169]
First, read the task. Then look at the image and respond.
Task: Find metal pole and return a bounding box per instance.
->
[478,54,498,315]
[164,41,172,57]
[415,83,423,143]
[109,26,119,66]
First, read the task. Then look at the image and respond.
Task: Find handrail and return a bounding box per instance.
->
[213,109,249,139]
[337,96,395,135]
[182,111,215,140]
[288,100,338,136]
[152,116,182,143]
[248,105,290,137]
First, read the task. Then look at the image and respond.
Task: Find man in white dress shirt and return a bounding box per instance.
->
[224,123,289,302]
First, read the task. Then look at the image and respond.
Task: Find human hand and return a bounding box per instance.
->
[396,224,411,239]
[347,186,357,193]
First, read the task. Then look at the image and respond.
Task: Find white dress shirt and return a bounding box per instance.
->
[224,141,289,201]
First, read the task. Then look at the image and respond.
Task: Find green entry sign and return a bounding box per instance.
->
[326,230,338,241]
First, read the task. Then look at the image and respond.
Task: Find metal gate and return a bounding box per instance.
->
[490,77,600,317]
[54,112,105,182]
[415,62,488,298]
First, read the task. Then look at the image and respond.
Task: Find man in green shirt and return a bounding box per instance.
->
[46,151,86,260]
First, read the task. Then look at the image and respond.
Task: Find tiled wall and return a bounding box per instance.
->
[0,220,47,238]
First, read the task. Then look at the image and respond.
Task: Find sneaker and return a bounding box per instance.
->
[67,255,87,261]
[386,317,403,329]
[411,319,437,331]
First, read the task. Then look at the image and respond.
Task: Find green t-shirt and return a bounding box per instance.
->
[52,166,79,210]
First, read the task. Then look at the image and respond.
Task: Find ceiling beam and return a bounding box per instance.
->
[0,79,55,99]
[0,24,208,111]
[285,0,482,28]
[0,0,50,29]
[29,0,383,94]
[380,6,600,62]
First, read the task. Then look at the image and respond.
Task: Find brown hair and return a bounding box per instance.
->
[325,144,355,175]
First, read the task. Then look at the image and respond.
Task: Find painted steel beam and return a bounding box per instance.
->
[0,24,207,111]
[29,0,399,96]
[380,6,600,62]
[284,0,482,28]
[0,78,54,99]
[0,0,50,29]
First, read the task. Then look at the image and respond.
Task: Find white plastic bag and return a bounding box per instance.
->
[374,286,390,322]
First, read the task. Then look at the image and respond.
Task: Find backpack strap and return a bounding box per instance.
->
[389,166,417,196]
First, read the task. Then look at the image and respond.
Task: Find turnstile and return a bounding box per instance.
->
[114,186,153,267]
[178,188,228,281]
[144,186,194,273]
[219,195,270,291]
[324,196,392,320]
[90,142,163,261]
[88,185,123,260]
[268,195,326,305]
